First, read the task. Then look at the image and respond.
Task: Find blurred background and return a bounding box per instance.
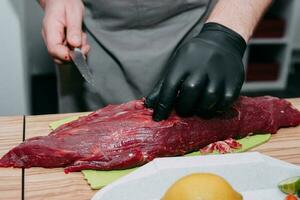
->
[1,0,300,116]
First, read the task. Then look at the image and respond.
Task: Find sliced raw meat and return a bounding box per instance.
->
[200,138,242,154]
[0,96,300,173]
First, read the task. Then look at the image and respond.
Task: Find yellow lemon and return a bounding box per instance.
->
[162,173,243,200]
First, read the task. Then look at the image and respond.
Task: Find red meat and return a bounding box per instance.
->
[200,138,242,154]
[0,96,300,173]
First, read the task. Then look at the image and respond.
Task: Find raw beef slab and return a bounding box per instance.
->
[0,96,300,173]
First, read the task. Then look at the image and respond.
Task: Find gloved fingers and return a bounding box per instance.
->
[152,71,183,121]
[196,77,223,116]
[215,72,244,111]
[145,53,184,109]
[175,74,207,117]
[216,82,242,111]
[145,79,164,109]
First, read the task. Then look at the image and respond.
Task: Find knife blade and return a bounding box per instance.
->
[70,48,96,87]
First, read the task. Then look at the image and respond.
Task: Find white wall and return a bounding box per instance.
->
[25,1,54,75]
[0,0,54,116]
[0,0,29,116]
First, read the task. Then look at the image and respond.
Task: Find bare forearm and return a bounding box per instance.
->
[206,0,272,42]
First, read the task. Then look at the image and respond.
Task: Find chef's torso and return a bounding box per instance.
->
[67,0,215,110]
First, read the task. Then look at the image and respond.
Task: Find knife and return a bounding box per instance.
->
[70,48,96,87]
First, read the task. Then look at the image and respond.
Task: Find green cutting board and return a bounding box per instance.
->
[50,115,271,189]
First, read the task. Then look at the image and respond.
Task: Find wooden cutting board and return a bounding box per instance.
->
[0,116,24,200]
[251,98,300,165]
[24,113,96,200]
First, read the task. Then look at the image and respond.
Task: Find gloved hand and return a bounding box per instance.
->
[145,22,247,121]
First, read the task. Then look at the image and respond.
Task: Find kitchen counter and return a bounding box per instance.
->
[1,99,300,200]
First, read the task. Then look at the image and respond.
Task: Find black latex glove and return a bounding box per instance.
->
[145,22,247,121]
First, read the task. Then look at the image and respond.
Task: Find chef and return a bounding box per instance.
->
[38,0,272,121]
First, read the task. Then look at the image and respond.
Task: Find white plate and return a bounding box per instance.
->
[92,152,300,200]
